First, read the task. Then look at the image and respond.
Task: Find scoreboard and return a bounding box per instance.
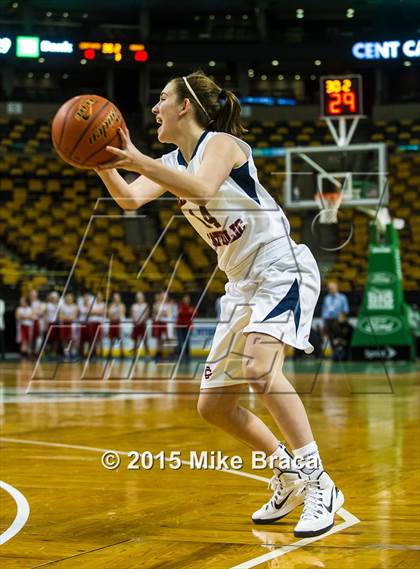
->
[0,35,148,64]
[320,75,363,118]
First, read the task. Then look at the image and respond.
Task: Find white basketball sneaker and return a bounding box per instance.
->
[252,469,306,524]
[294,470,344,537]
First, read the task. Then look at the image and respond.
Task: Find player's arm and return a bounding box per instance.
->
[103,130,244,206]
[96,162,167,211]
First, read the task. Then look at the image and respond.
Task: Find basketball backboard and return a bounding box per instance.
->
[283,143,387,209]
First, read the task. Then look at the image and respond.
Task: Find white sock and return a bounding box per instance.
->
[293,441,323,474]
[267,442,296,474]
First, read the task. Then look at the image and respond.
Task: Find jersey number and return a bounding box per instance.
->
[189,206,221,229]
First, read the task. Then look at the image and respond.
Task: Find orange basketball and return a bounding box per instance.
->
[51,94,126,169]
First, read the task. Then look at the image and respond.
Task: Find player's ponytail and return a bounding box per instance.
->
[172,72,247,138]
[213,89,246,138]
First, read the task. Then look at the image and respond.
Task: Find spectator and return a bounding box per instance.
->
[330,312,354,361]
[309,324,323,359]
[16,297,33,359]
[131,292,150,356]
[293,324,322,360]
[321,281,349,347]
[176,294,194,363]
[0,295,5,360]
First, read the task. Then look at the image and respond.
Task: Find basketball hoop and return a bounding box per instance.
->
[315,192,342,224]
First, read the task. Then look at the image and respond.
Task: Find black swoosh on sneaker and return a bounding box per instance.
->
[274,490,294,511]
[325,487,335,513]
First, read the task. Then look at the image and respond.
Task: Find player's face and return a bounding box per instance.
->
[151,82,182,143]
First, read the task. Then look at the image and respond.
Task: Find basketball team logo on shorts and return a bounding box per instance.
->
[204,365,213,379]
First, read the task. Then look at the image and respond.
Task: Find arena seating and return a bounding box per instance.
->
[1,116,419,298]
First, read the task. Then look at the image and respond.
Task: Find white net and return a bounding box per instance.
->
[314,192,343,224]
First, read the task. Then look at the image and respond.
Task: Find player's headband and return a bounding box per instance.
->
[182,76,211,121]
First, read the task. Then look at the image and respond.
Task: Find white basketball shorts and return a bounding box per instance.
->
[201,241,321,389]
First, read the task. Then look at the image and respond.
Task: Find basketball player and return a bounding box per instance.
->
[78,292,93,357]
[16,296,33,359]
[151,292,170,362]
[108,292,126,358]
[44,291,60,357]
[166,296,178,341]
[176,294,194,362]
[96,72,344,537]
[88,292,106,357]
[130,292,150,356]
[29,288,45,355]
[59,293,77,361]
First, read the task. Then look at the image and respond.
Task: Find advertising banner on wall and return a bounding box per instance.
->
[351,224,415,360]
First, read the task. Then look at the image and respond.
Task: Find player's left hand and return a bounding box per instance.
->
[97,128,145,171]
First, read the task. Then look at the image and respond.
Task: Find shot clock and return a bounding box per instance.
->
[320,75,363,118]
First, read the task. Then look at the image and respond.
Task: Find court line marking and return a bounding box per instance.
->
[0,436,360,563]
[3,394,165,404]
[0,480,30,545]
[231,507,360,568]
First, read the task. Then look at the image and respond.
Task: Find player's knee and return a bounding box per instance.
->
[197,396,216,423]
[197,396,233,425]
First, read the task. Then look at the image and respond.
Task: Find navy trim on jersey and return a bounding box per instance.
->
[230,162,261,205]
[177,130,209,167]
[177,150,187,166]
[262,278,301,331]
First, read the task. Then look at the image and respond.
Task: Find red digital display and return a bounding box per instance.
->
[134,50,148,62]
[320,75,363,118]
[84,48,96,60]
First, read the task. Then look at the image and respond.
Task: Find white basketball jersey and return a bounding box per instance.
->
[78,303,90,322]
[60,303,76,321]
[160,131,291,277]
[131,302,148,324]
[45,301,58,324]
[18,306,33,326]
[109,303,122,321]
[153,301,170,321]
[31,299,42,320]
[89,301,105,322]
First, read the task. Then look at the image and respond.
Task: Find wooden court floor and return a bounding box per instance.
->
[1,358,419,568]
